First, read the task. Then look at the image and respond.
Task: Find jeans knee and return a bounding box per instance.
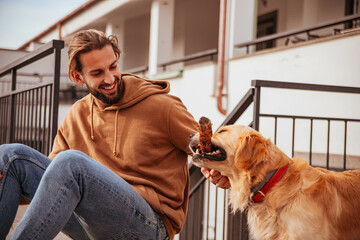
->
[51,150,88,170]
[0,143,30,155]
[0,144,31,165]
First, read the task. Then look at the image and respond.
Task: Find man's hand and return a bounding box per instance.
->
[201,168,231,189]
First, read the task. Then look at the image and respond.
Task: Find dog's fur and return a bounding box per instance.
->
[189,124,360,240]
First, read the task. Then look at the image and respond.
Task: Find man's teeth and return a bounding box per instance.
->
[103,83,115,90]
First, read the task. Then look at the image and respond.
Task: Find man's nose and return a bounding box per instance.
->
[104,70,115,84]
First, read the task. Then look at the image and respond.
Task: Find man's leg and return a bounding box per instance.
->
[9,149,168,240]
[0,144,89,239]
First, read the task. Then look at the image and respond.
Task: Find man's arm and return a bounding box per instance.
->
[48,127,70,159]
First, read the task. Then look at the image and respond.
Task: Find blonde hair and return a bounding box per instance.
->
[67,29,121,81]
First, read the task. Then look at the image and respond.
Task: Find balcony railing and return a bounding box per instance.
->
[0,40,64,155]
[179,80,360,240]
[236,14,360,54]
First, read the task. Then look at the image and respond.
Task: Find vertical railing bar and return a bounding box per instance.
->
[9,69,17,143]
[343,121,347,170]
[0,98,2,143]
[326,120,330,169]
[34,88,39,150]
[38,87,43,152]
[223,189,226,240]
[292,118,295,157]
[191,195,195,240]
[50,46,61,150]
[0,98,3,143]
[309,119,313,165]
[42,86,48,153]
[23,92,27,144]
[16,93,20,143]
[5,96,9,143]
[26,90,31,146]
[206,182,210,240]
[214,187,218,240]
[15,94,21,143]
[14,93,18,143]
[20,92,25,144]
[30,90,35,148]
[47,85,53,155]
[253,86,261,131]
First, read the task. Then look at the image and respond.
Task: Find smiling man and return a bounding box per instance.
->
[0,29,200,239]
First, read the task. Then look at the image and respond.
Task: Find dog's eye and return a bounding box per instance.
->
[217,129,227,134]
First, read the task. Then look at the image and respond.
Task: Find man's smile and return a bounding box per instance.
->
[100,79,119,94]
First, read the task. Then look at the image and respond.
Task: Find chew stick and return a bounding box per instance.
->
[199,116,213,153]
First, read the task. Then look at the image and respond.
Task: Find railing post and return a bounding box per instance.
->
[49,42,62,154]
[253,85,261,131]
[9,69,17,143]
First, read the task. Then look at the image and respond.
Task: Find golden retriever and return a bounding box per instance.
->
[189,124,360,240]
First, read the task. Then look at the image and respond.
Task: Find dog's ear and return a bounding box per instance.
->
[235,132,269,171]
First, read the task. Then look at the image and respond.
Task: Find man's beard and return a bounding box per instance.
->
[86,77,122,105]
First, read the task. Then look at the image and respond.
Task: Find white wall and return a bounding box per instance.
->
[123,13,150,70]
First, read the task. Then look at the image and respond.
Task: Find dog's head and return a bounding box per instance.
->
[189,124,283,211]
[189,124,270,177]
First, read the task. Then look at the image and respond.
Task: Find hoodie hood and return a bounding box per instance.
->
[92,73,170,111]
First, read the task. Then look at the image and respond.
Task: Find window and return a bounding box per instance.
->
[256,11,278,51]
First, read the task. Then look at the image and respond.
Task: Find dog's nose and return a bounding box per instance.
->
[189,133,195,140]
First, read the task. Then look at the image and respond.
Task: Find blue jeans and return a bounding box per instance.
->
[0,144,168,240]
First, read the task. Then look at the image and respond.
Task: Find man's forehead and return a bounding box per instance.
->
[79,45,117,69]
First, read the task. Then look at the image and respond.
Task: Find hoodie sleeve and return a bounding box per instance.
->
[167,98,198,155]
[48,126,70,159]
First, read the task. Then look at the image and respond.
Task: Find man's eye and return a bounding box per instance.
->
[91,71,101,76]
[110,64,117,69]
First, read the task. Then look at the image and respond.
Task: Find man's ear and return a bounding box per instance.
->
[71,71,85,86]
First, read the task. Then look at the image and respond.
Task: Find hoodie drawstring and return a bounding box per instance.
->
[113,109,119,156]
[90,100,95,140]
[90,98,119,156]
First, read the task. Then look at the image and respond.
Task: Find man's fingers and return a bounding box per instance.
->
[201,167,210,178]
[201,168,231,189]
[216,176,231,189]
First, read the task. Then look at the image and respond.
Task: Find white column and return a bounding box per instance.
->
[303,0,318,27]
[105,22,113,36]
[148,0,175,76]
[106,21,125,70]
[228,0,258,58]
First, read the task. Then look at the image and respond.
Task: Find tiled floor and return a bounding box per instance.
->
[7,205,71,240]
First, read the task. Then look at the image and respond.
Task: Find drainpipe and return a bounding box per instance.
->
[216,0,227,115]
[57,23,62,40]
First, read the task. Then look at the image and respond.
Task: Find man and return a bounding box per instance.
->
[0,29,229,239]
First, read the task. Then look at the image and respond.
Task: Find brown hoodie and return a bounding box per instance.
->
[49,73,198,239]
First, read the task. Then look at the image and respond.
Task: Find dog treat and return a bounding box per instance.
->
[198,116,213,153]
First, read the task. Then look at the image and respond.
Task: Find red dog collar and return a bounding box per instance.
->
[251,164,289,203]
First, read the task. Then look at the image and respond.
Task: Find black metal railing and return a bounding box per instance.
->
[235,14,360,54]
[180,80,360,239]
[158,48,218,72]
[0,40,64,156]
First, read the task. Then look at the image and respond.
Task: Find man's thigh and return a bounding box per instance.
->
[52,150,167,239]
